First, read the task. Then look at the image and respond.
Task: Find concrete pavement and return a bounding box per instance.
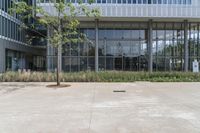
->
[0,82,200,133]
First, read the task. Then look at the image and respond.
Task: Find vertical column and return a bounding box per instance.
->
[148,19,153,73]
[57,44,62,73]
[184,20,189,72]
[47,26,52,72]
[95,19,99,72]
[0,39,5,73]
[47,26,62,72]
[197,24,199,58]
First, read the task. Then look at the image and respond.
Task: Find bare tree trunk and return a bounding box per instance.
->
[57,45,61,86]
[56,8,62,86]
[57,26,62,86]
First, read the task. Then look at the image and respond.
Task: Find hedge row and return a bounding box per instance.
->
[0,71,200,82]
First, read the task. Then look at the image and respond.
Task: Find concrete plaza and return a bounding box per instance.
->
[0,82,200,133]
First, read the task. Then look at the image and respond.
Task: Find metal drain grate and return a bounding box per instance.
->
[113,90,126,93]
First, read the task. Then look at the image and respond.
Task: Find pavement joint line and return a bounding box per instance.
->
[88,87,96,133]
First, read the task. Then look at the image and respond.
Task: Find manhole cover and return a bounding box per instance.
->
[113,90,126,93]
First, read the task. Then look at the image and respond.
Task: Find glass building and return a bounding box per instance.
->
[1,0,200,72]
[46,22,200,72]
[0,0,45,72]
[39,0,200,72]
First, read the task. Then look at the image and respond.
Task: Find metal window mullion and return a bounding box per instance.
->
[87,30,89,71]
[77,27,80,72]
[70,42,72,72]
[164,23,167,71]
[104,39,107,71]
[155,38,158,71]
[181,23,184,70]
[197,23,199,58]
[139,38,142,71]
[172,23,175,70]
[189,23,192,58]
[193,24,196,57]
[121,40,123,71]
[78,39,80,72]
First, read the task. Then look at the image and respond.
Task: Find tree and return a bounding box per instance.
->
[10,0,100,86]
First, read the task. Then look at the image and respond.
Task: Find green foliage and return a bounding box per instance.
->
[10,0,100,47]
[10,0,100,85]
[1,71,200,82]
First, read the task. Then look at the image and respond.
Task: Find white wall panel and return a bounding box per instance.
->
[37,3,200,19]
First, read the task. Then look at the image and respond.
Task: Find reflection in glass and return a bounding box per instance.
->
[88,57,95,71]
[80,57,88,71]
[106,57,114,70]
[57,22,200,72]
[99,57,106,70]
[71,57,79,72]
[62,57,70,72]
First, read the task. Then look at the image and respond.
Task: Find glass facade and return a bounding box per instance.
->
[6,49,26,71]
[0,0,12,13]
[1,0,199,72]
[152,23,184,71]
[38,0,192,4]
[5,49,45,71]
[47,22,200,72]
[98,29,148,71]
[0,0,46,72]
[152,23,200,71]
[0,0,26,43]
[0,15,26,42]
[33,56,46,70]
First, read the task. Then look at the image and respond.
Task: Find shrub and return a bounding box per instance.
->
[0,71,200,82]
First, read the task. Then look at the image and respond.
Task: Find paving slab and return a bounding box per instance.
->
[0,82,200,133]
